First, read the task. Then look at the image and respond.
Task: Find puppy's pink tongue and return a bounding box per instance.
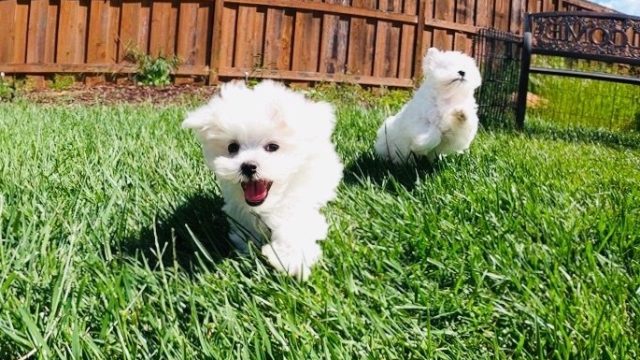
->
[242,180,269,203]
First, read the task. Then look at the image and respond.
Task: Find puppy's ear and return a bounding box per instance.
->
[306,101,336,140]
[422,47,441,74]
[182,103,217,133]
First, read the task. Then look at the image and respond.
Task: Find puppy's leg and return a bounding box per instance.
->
[451,109,467,122]
[225,205,268,254]
[410,128,441,156]
[261,210,327,281]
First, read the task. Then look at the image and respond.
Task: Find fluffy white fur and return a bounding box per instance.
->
[375,48,482,163]
[183,80,343,280]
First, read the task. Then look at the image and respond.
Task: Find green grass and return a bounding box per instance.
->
[0,90,639,359]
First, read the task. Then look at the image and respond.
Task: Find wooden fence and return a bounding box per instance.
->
[0,0,614,87]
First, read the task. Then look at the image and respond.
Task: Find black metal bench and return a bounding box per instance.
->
[516,11,640,129]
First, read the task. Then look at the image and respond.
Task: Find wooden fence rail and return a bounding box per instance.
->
[0,0,616,87]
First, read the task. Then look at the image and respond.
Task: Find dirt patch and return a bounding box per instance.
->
[18,83,219,106]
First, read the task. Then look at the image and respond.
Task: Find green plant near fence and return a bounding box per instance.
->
[126,48,180,86]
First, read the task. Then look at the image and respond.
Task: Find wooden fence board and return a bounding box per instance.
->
[0,0,621,87]
[252,5,267,68]
[0,0,17,63]
[13,2,29,63]
[494,0,510,31]
[292,0,322,74]
[264,7,295,70]
[319,0,350,74]
[233,5,258,68]
[398,0,417,78]
[150,1,173,56]
[177,1,199,65]
[197,1,214,67]
[420,0,434,59]
[219,3,237,68]
[454,0,473,52]
[510,0,524,34]
[45,1,60,63]
[373,0,402,78]
[433,0,454,50]
[347,0,377,76]
[87,0,110,63]
[386,0,402,77]
[119,1,141,60]
[26,0,48,64]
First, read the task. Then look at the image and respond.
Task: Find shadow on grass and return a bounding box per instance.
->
[343,152,441,192]
[119,193,235,273]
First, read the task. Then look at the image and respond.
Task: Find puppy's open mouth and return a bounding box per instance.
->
[241,180,273,206]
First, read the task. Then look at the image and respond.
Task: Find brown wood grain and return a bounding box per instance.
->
[292,3,322,72]
[225,0,417,23]
[234,5,256,68]
[45,1,60,63]
[26,0,48,64]
[252,5,267,69]
[218,3,238,68]
[150,1,173,56]
[319,0,349,74]
[398,0,417,79]
[264,6,295,70]
[209,0,225,84]
[495,0,510,31]
[433,0,454,50]
[0,0,17,63]
[347,0,368,75]
[119,1,140,60]
[454,0,473,52]
[177,1,199,65]
[197,2,214,67]
[380,0,401,78]
[346,0,376,76]
[510,0,524,34]
[87,0,109,63]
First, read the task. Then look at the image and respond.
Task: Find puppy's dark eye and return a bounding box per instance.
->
[264,143,279,152]
[228,142,240,154]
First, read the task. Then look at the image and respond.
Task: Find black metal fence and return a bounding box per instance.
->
[474,28,523,128]
[527,59,640,131]
[516,12,640,131]
[474,23,640,132]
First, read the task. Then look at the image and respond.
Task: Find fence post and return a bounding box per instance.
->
[412,0,426,83]
[209,0,225,85]
[516,30,531,130]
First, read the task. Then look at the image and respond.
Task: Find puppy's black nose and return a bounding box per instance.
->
[240,162,257,177]
[458,70,466,77]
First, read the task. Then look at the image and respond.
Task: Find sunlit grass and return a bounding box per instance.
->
[0,90,638,358]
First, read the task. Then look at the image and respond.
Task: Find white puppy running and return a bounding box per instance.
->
[183,80,343,280]
[375,48,482,163]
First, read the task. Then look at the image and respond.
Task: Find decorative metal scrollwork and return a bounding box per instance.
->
[528,12,640,62]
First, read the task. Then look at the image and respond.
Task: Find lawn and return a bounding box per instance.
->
[0,88,639,359]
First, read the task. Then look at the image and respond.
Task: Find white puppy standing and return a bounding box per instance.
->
[375,48,482,163]
[183,81,343,280]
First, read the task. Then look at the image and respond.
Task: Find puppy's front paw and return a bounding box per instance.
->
[261,242,322,281]
[452,109,467,122]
